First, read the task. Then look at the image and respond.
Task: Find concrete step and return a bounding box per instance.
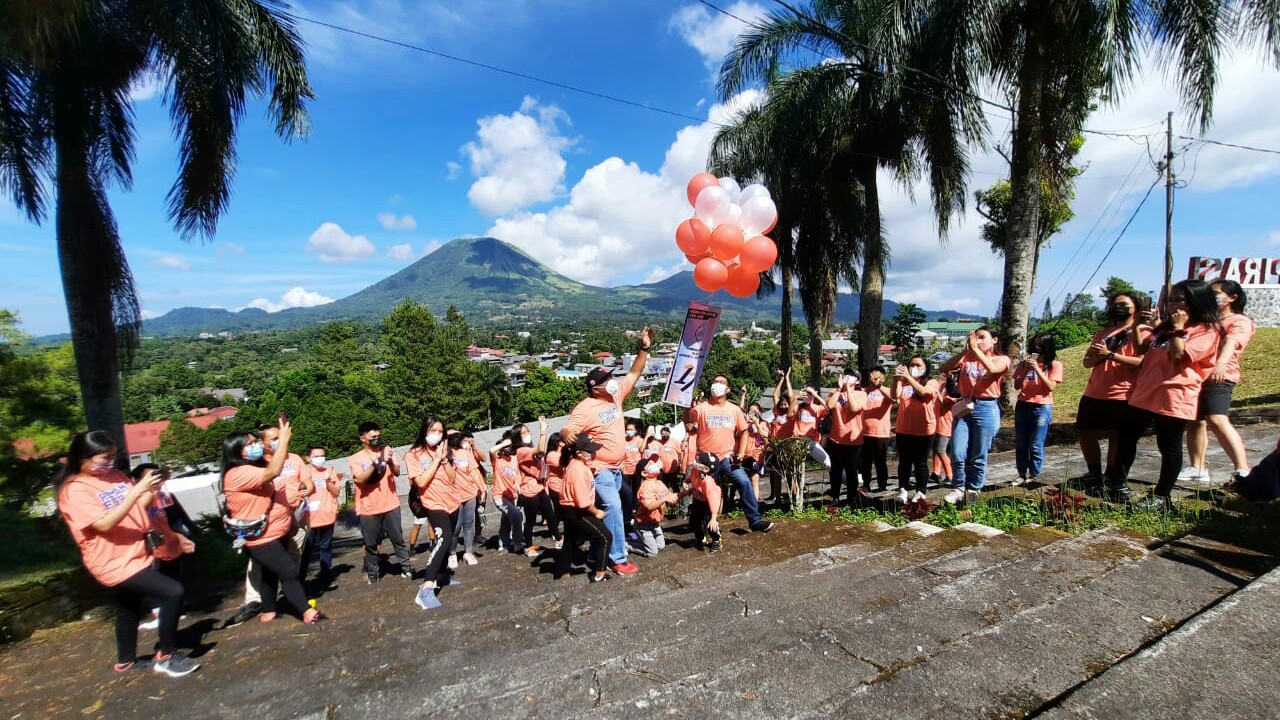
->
[1039,566,1280,720]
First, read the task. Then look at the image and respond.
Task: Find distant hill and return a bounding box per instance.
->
[130,237,972,337]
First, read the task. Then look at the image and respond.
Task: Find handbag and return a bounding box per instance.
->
[950,398,975,420]
[216,472,271,552]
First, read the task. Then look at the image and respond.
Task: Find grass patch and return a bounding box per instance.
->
[0,507,78,590]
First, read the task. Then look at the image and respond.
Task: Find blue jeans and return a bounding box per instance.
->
[951,399,1001,491]
[300,524,334,581]
[1014,401,1053,478]
[593,467,628,565]
[714,458,763,527]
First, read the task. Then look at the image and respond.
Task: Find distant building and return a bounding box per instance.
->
[199,387,246,402]
[920,321,984,340]
[125,406,238,465]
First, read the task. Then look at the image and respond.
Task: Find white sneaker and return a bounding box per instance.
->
[1176,466,1201,481]
[1196,468,1213,484]
[896,489,909,504]
[447,554,459,570]
[138,614,160,631]
[463,553,478,566]
[965,490,980,505]
[554,538,564,550]
[943,489,964,505]
[1011,476,1025,486]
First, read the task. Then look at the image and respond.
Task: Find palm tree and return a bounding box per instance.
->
[718,0,982,373]
[1,0,312,454]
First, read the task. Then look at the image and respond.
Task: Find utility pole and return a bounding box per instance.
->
[1163,111,1175,307]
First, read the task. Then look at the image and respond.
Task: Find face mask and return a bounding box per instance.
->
[461,442,472,450]
[660,434,670,442]
[426,432,443,447]
[710,382,728,397]
[368,436,382,448]
[90,459,114,475]
[626,430,636,438]
[604,379,620,397]
[776,408,789,417]
[310,456,326,467]
[978,339,994,353]
[269,440,279,452]
[843,375,857,387]
[909,367,925,378]
[245,443,264,461]
[520,433,531,445]
[1108,305,1131,322]
[1214,293,1229,306]
[645,462,661,477]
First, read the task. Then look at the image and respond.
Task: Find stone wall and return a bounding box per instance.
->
[1244,288,1280,328]
[0,569,107,644]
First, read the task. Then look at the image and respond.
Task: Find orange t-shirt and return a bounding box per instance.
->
[621,436,643,474]
[770,413,795,439]
[560,459,597,509]
[792,403,825,440]
[223,464,295,547]
[690,401,748,457]
[405,446,462,513]
[562,375,636,468]
[275,452,308,523]
[347,447,401,516]
[895,379,938,436]
[516,446,544,498]
[659,438,680,473]
[743,421,770,462]
[492,453,520,500]
[450,448,487,500]
[827,390,866,445]
[1017,359,1064,405]
[679,437,696,475]
[862,388,893,439]
[934,396,955,438]
[1220,313,1255,384]
[1083,325,1150,401]
[689,467,722,510]
[1128,324,1220,421]
[635,477,674,525]
[58,471,155,587]
[957,351,1011,399]
[302,465,340,528]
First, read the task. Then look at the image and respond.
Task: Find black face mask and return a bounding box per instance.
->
[368,436,383,448]
[1108,306,1131,322]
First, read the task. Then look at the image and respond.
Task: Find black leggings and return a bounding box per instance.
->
[519,492,560,546]
[619,478,636,525]
[896,433,931,493]
[861,436,890,488]
[421,508,458,584]
[826,440,862,503]
[556,508,611,576]
[113,566,184,663]
[1111,406,1188,496]
[247,538,308,617]
[689,499,722,547]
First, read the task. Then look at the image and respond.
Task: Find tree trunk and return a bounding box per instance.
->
[856,159,884,372]
[999,13,1046,410]
[778,222,795,372]
[808,314,826,390]
[56,143,127,459]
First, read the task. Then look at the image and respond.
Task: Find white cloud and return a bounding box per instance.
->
[423,240,443,255]
[446,161,463,180]
[386,243,415,261]
[152,255,191,271]
[669,2,767,70]
[306,222,376,263]
[644,262,686,284]
[377,212,418,230]
[1270,230,1280,246]
[246,286,335,313]
[141,309,161,320]
[462,96,572,215]
[215,241,246,256]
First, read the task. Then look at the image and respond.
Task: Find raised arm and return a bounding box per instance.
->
[625,326,653,387]
[536,416,549,454]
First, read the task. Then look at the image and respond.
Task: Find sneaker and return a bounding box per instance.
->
[401,569,415,579]
[965,490,980,505]
[366,575,380,585]
[463,552,478,566]
[113,659,150,673]
[1011,476,1025,487]
[588,573,610,584]
[1196,468,1214,484]
[943,489,964,505]
[707,542,723,553]
[138,615,160,631]
[554,538,564,550]
[611,561,640,576]
[896,489,909,504]
[1134,493,1174,512]
[152,651,200,678]
[524,546,542,558]
[1176,466,1201,481]
[751,521,775,533]
[447,554,459,570]
[224,602,261,628]
[414,585,442,610]
[497,542,506,553]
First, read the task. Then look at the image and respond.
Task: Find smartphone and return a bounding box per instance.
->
[1140,293,1153,314]
[278,411,287,426]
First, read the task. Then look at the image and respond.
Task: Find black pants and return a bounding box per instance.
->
[556,508,611,576]
[1110,406,1188,496]
[247,539,308,617]
[689,498,722,547]
[359,509,410,580]
[826,440,862,503]
[896,433,931,493]
[113,565,184,663]
[619,477,636,526]
[421,508,458,584]
[519,492,560,546]
[547,489,564,536]
[861,436,890,489]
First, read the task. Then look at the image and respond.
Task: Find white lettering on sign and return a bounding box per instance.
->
[1189,256,1280,287]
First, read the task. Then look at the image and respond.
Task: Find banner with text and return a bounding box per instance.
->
[663,302,721,407]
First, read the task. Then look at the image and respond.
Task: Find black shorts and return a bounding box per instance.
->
[1076,395,1128,432]
[1197,381,1236,419]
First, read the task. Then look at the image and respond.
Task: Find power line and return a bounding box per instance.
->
[1177,135,1280,156]
[1070,176,1164,300]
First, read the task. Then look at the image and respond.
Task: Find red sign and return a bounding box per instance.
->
[1188,256,1280,287]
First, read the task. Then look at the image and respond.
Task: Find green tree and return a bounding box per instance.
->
[1059,292,1100,323]
[152,416,210,467]
[1098,276,1141,302]
[0,1,313,457]
[885,303,927,364]
[511,365,585,422]
[1035,318,1096,350]
[314,322,364,373]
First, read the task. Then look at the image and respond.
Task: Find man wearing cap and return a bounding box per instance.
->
[825,372,867,505]
[686,374,775,533]
[559,327,653,575]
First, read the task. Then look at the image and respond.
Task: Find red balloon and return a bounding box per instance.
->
[687,173,720,207]
[693,257,729,292]
[725,264,761,297]
[709,224,745,262]
[675,218,711,257]
[683,251,708,265]
[739,235,778,272]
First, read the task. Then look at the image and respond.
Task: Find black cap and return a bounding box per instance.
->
[695,451,718,469]
[574,434,604,453]
[585,367,612,390]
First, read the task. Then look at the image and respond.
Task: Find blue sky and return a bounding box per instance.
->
[2,0,1279,335]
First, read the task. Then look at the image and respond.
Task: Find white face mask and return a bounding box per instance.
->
[842,375,857,387]
[909,366,925,378]
[520,433,532,445]
[626,430,636,438]
[425,432,443,447]
[310,456,326,468]
[605,379,620,397]
[710,382,729,397]
[461,442,472,450]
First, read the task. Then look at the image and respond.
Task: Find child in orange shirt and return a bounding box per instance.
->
[685,452,724,551]
[631,455,677,557]
[555,435,612,583]
[300,445,341,586]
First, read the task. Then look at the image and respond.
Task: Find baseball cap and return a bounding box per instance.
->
[585,367,612,390]
[574,435,604,453]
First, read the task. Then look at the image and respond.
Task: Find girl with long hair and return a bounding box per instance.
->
[57,431,199,677]
[516,417,557,556]
[448,431,487,566]
[554,435,612,583]
[1013,334,1064,484]
[405,416,463,610]
[939,326,1011,505]
[490,424,531,554]
[889,356,937,504]
[543,432,567,550]
[1182,279,1255,483]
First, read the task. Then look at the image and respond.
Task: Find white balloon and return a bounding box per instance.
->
[718,177,742,202]
[739,194,778,236]
[739,183,772,205]
[728,203,742,225]
[694,185,731,228]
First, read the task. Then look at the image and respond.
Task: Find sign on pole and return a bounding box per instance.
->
[663,302,721,407]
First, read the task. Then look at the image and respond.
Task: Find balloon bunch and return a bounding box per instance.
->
[676,173,779,297]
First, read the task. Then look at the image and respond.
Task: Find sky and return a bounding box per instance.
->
[3,0,1280,336]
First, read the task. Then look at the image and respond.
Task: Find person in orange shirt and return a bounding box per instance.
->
[630,455,677,557]
[1115,280,1224,511]
[542,433,567,551]
[405,417,463,610]
[1077,292,1153,498]
[742,402,771,502]
[860,367,893,493]
[490,423,537,555]
[221,423,320,625]
[890,357,938,504]
[448,431,488,565]
[347,421,411,584]
[768,369,797,503]
[687,373,774,532]
[300,445,341,587]
[931,371,958,488]
[824,372,866,505]
[1013,335,1064,484]
[684,452,724,551]
[657,425,682,490]
[57,431,199,677]
[1183,280,1255,483]
[619,419,644,533]
[939,327,1012,505]
[554,435,612,583]
[516,417,556,557]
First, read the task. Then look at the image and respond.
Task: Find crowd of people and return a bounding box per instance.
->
[55,279,1273,677]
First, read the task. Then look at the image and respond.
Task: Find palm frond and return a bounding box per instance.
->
[1238,0,1280,64]
[0,60,47,221]
[1150,0,1231,131]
